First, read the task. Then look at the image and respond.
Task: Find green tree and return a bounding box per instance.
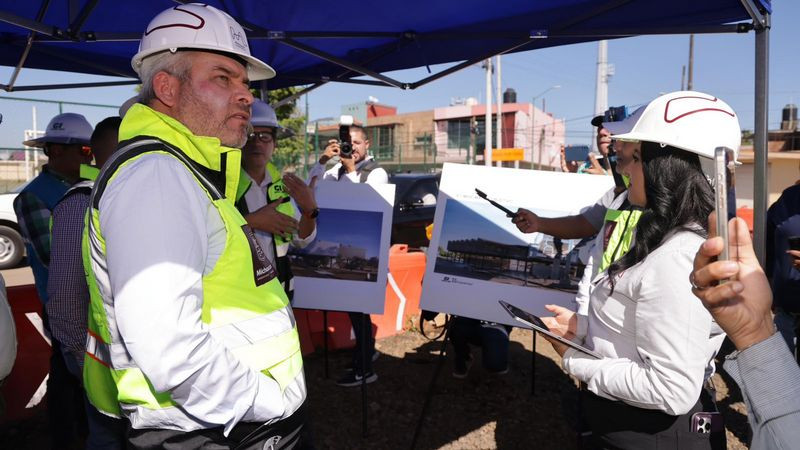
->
[264,87,305,171]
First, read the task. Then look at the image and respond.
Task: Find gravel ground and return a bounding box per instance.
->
[1,323,752,449]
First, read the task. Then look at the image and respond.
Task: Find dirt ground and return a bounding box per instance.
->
[1,321,752,449]
[304,323,750,450]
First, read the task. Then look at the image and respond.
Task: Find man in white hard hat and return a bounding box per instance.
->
[16,112,93,303]
[237,99,318,301]
[14,111,93,448]
[81,4,308,448]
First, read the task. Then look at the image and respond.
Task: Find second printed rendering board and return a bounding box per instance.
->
[290,180,395,314]
[421,163,614,326]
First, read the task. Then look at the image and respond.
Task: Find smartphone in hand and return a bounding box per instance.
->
[788,236,800,251]
[714,147,735,264]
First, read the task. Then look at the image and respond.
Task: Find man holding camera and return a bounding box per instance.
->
[308,124,388,387]
[307,124,388,185]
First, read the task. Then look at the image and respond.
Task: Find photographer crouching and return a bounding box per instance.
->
[307,120,388,387]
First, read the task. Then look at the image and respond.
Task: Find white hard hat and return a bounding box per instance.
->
[132,3,275,81]
[23,113,93,148]
[603,91,741,160]
[250,99,292,138]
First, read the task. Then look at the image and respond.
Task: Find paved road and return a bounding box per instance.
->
[1,265,34,287]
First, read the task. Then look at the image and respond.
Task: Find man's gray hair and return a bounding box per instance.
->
[138,51,193,106]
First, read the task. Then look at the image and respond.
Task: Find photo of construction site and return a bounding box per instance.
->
[289,208,383,282]
[433,199,589,292]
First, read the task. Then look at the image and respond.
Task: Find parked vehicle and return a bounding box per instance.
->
[0,183,27,269]
[389,173,440,249]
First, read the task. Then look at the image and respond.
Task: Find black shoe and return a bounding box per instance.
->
[336,371,378,387]
[487,366,509,376]
[452,354,473,379]
[345,350,381,372]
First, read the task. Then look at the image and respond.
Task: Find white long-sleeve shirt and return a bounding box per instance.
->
[100,154,286,433]
[307,155,388,185]
[563,229,725,416]
[242,170,316,264]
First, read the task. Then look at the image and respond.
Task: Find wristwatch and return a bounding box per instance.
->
[304,207,320,219]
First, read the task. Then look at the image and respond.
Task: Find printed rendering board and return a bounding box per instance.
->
[291,180,395,314]
[421,163,614,326]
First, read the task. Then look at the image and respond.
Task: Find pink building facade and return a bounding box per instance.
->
[433,102,565,169]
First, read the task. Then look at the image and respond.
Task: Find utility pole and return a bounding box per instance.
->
[681,65,686,90]
[592,40,611,153]
[495,55,502,168]
[303,93,309,176]
[687,34,694,91]
[484,58,493,166]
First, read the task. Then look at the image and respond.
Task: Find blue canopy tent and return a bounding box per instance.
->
[0,0,772,260]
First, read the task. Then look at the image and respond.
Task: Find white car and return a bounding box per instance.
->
[0,183,27,269]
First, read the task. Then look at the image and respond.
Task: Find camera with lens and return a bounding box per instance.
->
[603,105,629,158]
[603,105,628,124]
[338,115,354,158]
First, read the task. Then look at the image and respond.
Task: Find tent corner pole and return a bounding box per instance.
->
[753,13,770,266]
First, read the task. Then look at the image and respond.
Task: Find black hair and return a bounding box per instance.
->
[91,116,122,146]
[606,141,713,286]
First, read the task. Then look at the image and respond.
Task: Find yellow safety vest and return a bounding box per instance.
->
[597,205,642,273]
[82,104,304,425]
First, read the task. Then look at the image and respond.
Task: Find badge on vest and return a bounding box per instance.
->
[242,225,278,286]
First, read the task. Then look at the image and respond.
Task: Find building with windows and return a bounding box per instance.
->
[433,100,565,169]
[305,97,565,173]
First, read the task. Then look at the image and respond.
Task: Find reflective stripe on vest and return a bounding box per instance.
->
[597,207,642,273]
[83,105,305,426]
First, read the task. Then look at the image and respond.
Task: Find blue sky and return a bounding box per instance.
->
[314,208,382,258]
[0,1,796,149]
[440,200,528,248]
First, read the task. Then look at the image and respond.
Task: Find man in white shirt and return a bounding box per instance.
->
[307,125,389,185]
[0,275,14,418]
[81,4,309,449]
[308,125,388,387]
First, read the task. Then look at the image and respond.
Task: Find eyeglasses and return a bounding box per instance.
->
[247,132,274,144]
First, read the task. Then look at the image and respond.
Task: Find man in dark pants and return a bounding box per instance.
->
[15,112,93,449]
[767,183,800,356]
[308,125,388,387]
[450,317,512,378]
[47,116,126,449]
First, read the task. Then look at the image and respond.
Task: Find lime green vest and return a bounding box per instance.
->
[82,104,304,422]
[597,206,642,273]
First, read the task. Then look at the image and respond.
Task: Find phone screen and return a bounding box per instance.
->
[502,301,550,331]
[564,145,589,162]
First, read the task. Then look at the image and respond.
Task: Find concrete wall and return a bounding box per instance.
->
[736,151,800,208]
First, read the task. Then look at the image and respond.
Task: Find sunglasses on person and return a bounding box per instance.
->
[43,143,93,158]
[247,131,275,144]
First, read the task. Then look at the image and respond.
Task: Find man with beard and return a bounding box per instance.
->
[308,125,388,387]
[81,4,308,449]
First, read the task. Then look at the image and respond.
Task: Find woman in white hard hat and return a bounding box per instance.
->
[541,91,740,449]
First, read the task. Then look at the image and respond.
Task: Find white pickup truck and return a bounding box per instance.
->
[0,183,27,269]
